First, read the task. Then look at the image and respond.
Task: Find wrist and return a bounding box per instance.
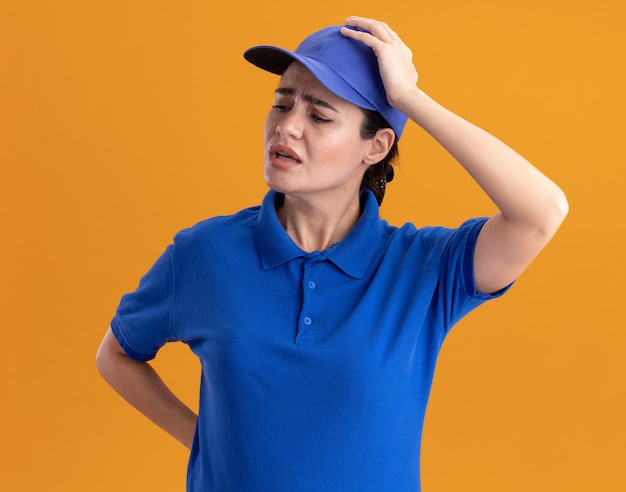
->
[388,86,428,119]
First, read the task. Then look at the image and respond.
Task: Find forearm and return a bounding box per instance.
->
[96,328,197,449]
[397,88,568,292]
[397,88,568,230]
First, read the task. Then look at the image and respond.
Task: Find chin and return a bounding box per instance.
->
[264,170,299,195]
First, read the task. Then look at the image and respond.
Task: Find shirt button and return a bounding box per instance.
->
[308,281,316,290]
[303,316,313,325]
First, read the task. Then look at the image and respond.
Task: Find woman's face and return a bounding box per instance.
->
[263,62,374,201]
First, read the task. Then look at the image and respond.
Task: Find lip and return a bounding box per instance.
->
[268,143,302,169]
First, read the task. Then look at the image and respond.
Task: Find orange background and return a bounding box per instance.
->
[2,0,625,490]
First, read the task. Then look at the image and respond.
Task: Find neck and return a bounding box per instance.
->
[276,191,363,252]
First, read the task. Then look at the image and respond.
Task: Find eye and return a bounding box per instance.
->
[310,113,332,124]
[272,104,290,113]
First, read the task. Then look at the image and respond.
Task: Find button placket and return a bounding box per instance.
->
[297,259,319,344]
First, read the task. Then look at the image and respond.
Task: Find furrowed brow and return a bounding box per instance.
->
[304,94,339,113]
[275,87,295,97]
[274,87,339,113]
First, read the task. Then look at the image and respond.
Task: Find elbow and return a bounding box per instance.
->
[559,192,569,223]
[538,186,569,239]
[95,340,109,379]
[550,186,569,231]
[95,327,123,380]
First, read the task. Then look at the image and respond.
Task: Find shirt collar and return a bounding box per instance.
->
[254,189,384,279]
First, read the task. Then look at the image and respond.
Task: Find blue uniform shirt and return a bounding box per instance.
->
[111,189,509,491]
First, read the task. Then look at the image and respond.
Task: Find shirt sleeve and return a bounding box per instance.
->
[433,217,513,334]
[110,244,177,361]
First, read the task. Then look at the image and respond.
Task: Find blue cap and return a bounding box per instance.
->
[244,25,408,140]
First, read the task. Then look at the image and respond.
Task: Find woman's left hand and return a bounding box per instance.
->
[342,17,568,296]
[340,16,419,111]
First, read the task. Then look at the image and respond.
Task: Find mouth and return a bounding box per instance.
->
[275,151,300,163]
[269,144,302,164]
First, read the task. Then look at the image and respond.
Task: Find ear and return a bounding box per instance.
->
[363,128,395,165]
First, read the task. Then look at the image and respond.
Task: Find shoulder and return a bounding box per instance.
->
[174,204,260,245]
[383,217,489,261]
[409,217,488,247]
[158,205,262,271]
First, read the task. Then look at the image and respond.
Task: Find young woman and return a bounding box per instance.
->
[96,16,568,491]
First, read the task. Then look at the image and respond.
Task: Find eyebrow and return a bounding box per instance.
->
[274,87,339,113]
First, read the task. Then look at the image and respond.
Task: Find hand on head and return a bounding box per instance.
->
[340,17,419,112]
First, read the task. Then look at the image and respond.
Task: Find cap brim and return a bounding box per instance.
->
[243,46,295,75]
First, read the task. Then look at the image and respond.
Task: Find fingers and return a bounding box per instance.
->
[341,16,409,59]
[341,17,413,61]
[341,15,419,108]
[344,16,401,43]
[339,25,381,51]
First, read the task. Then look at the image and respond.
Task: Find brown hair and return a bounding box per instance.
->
[359,109,399,206]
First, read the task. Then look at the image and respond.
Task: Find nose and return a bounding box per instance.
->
[276,106,304,140]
